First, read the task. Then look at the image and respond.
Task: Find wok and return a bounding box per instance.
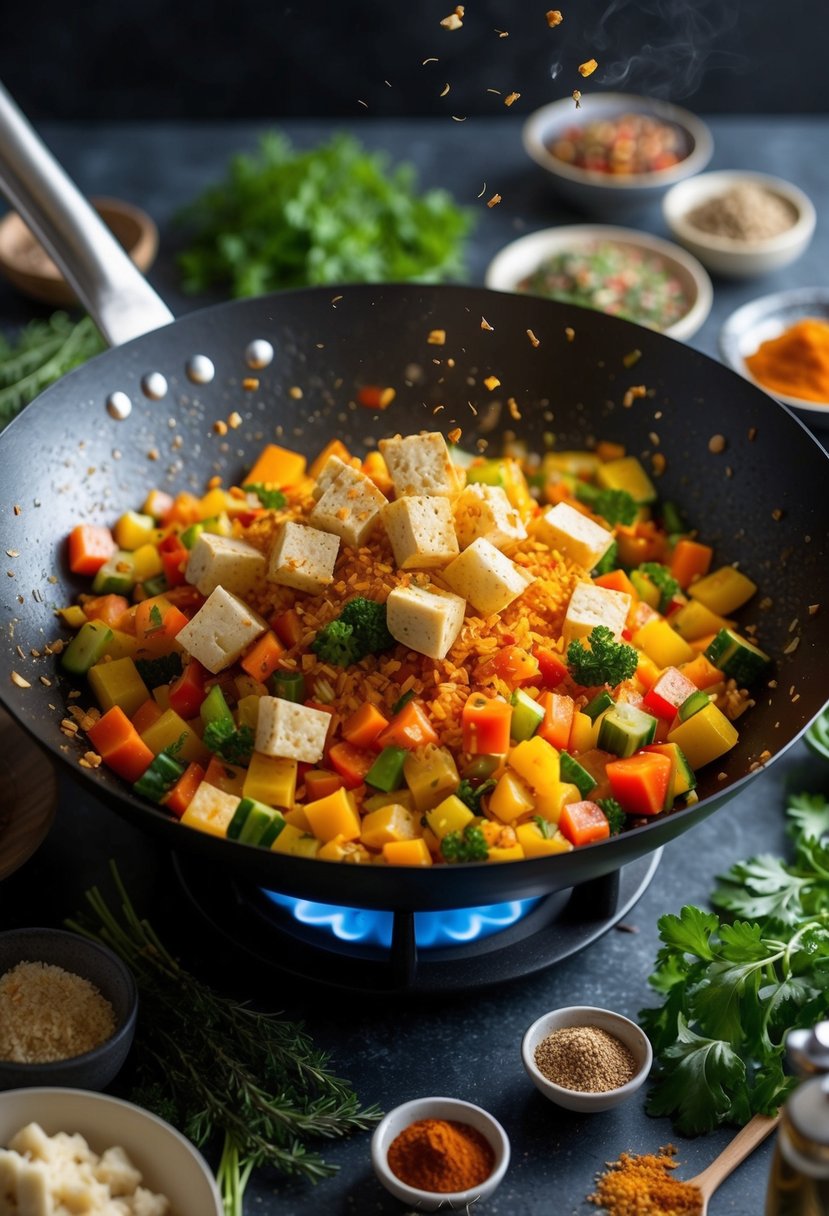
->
[0,85,826,912]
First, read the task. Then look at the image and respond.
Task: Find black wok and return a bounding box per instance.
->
[0,85,826,912]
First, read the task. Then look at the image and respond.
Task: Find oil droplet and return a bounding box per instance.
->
[245,339,274,370]
[141,371,168,400]
[186,354,215,384]
[106,391,132,420]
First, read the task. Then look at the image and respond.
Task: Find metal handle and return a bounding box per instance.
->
[0,82,173,346]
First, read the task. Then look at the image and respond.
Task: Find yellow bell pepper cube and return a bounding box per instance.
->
[236,695,262,730]
[667,702,739,770]
[270,824,320,858]
[283,806,313,831]
[198,488,246,520]
[596,455,656,504]
[103,629,140,661]
[243,752,297,809]
[489,771,535,823]
[487,844,525,863]
[516,821,574,858]
[671,599,733,642]
[509,736,560,793]
[363,789,415,813]
[633,618,695,669]
[114,511,157,551]
[88,657,149,718]
[500,458,535,521]
[568,710,603,753]
[318,834,372,863]
[131,542,164,582]
[140,709,210,765]
[152,684,171,711]
[304,787,361,842]
[245,443,307,489]
[235,673,269,701]
[57,604,88,629]
[535,781,581,824]
[383,838,433,866]
[688,566,757,615]
[403,745,460,812]
[181,783,239,838]
[361,804,420,850]
[426,795,474,840]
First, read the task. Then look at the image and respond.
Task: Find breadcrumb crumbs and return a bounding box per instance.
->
[0,961,116,1063]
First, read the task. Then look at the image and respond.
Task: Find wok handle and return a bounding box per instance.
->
[0,82,173,346]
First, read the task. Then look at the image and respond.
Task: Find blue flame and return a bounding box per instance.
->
[262,892,541,949]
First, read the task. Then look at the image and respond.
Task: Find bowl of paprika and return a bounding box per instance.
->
[371,1095,510,1211]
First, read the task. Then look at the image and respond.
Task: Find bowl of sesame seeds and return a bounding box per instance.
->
[521,1005,652,1112]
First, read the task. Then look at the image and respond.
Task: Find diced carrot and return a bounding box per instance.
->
[537,691,575,749]
[342,703,390,750]
[670,539,714,590]
[462,694,512,754]
[134,595,189,654]
[169,660,208,718]
[240,631,284,683]
[87,706,154,783]
[533,646,569,688]
[162,585,205,614]
[245,443,306,488]
[204,756,247,796]
[163,492,203,526]
[596,440,626,462]
[377,700,439,751]
[606,751,672,817]
[164,762,206,818]
[357,385,396,410]
[594,569,638,601]
[679,653,724,690]
[303,769,344,801]
[327,741,374,789]
[271,608,303,648]
[130,697,164,736]
[558,800,610,847]
[82,594,130,629]
[309,439,351,481]
[68,524,116,575]
[616,522,667,567]
[483,645,540,688]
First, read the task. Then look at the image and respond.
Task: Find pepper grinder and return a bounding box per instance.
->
[765,1022,829,1215]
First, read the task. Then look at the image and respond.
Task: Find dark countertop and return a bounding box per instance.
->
[1,115,828,1215]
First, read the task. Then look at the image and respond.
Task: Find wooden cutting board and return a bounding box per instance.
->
[0,706,57,881]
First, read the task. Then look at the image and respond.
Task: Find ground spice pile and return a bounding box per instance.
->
[686,182,796,242]
[589,1144,702,1216]
[0,960,116,1063]
[534,1024,637,1092]
[745,317,829,404]
[387,1117,494,1193]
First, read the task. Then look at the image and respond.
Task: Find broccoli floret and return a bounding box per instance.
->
[592,540,619,577]
[575,482,638,526]
[441,823,489,863]
[597,796,627,836]
[242,483,287,510]
[638,562,680,613]
[567,625,638,688]
[455,778,496,813]
[311,597,393,667]
[134,652,183,689]
[203,719,255,765]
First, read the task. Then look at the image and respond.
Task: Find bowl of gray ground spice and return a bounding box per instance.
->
[521,1006,652,1112]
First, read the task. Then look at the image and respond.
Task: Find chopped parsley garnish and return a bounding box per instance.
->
[243,483,287,510]
[145,603,165,634]
[575,482,638,526]
[441,823,489,863]
[134,652,183,689]
[596,797,627,835]
[455,778,496,813]
[203,719,255,765]
[533,815,558,839]
[638,562,680,612]
[567,625,638,688]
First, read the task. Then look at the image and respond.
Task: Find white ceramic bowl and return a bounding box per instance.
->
[485,224,713,341]
[521,1005,652,1113]
[371,1096,510,1212]
[663,170,816,279]
[719,286,829,432]
[0,1087,223,1214]
[523,93,713,218]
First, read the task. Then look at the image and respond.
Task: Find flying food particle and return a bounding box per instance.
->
[546,9,563,26]
[573,89,582,107]
[289,386,303,399]
[440,83,451,97]
[507,397,522,421]
[487,88,502,95]
[708,433,727,453]
[487,194,502,208]
[448,427,462,443]
[623,385,647,408]
[483,376,501,391]
[527,329,540,347]
[481,317,494,332]
[441,9,463,30]
[477,183,487,198]
[422,57,439,65]
[428,329,446,346]
[504,92,521,106]
[451,115,467,121]
[564,327,575,342]
[579,58,598,77]
[357,99,368,108]
[495,28,509,37]
[10,671,30,689]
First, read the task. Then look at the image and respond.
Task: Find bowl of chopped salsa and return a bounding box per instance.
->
[485,225,712,341]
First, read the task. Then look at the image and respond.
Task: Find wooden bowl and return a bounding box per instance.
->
[0,197,158,306]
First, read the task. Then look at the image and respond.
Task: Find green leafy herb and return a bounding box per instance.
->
[134,652,183,689]
[575,482,638,526]
[441,823,489,863]
[456,778,496,813]
[177,132,473,298]
[638,562,680,613]
[566,625,638,688]
[203,718,255,765]
[640,791,829,1135]
[533,815,557,839]
[596,796,626,835]
[145,603,165,634]
[0,313,105,431]
[311,597,394,667]
[805,707,829,764]
[66,865,380,1216]
[243,483,287,510]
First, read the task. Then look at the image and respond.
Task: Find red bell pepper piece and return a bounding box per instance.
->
[169,659,208,718]
[642,667,697,722]
[606,751,672,817]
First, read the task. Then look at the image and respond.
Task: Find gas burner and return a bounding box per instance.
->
[173,850,661,995]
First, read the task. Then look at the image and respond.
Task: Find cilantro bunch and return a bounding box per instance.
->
[641,792,829,1134]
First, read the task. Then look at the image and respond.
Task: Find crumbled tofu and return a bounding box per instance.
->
[454,483,527,550]
[185,533,267,598]
[267,521,340,593]
[255,697,331,763]
[386,584,466,660]
[382,496,459,570]
[442,537,534,616]
[379,432,462,497]
[534,501,614,570]
[176,585,267,673]
[563,581,631,646]
[309,460,387,547]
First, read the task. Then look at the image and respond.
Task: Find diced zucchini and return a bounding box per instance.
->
[133,751,185,803]
[365,746,408,793]
[92,551,137,595]
[677,690,711,722]
[142,573,169,598]
[510,689,545,741]
[61,621,114,676]
[200,683,234,728]
[598,702,657,757]
[233,798,286,847]
[629,570,661,610]
[559,751,597,797]
[704,628,771,686]
[583,689,615,722]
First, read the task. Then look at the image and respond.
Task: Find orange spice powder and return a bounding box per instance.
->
[588,1144,702,1216]
[745,317,829,404]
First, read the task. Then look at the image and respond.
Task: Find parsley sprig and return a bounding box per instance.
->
[567,625,638,687]
[243,483,287,510]
[203,718,255,765]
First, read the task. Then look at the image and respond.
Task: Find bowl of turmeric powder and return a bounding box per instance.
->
[720,287,829,431]
[371,1095,510,1211]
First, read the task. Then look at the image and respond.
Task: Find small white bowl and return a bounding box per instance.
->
[523,93,713,218]
[521,1005,652,1113]
[663,170,816,279]
[371,1096,510,1212]
[485,224,713,341]
[0,1087,223,1214]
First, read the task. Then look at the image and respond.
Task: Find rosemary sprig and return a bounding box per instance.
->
[66,863,381,1214]
[0,312,105,428]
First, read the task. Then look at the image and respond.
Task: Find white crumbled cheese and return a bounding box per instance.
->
[379,432,462,497]
[563,581,632,646]
[385,584,466,660]
[267,521,340,593]
[255,697,330,763]
[184,533,267,598]
[382,495,459,570]
[534,501,614,570]
[309,460,387,547]
[442,537,535,616]
[453,482,527,550]
[176,585,267,673]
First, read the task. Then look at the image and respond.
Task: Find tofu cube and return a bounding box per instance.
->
[454,483,527,550]
[534,501,614,570]
[267,521,340,593]
[255,696,331,763]
[382,496,459,570]
[379,432,461,497]
[442,538,534,616]
[563,581,632,647]
[386,584,466,660]
[309,461,387,547]
[176,586,267,674]
[185,533,267,598]
[312,453,353,500]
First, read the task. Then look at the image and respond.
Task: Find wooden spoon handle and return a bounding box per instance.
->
[691,1113,781,1201]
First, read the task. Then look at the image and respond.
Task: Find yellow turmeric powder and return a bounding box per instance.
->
[745,317,829,404]
[588,1144,702,1216]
